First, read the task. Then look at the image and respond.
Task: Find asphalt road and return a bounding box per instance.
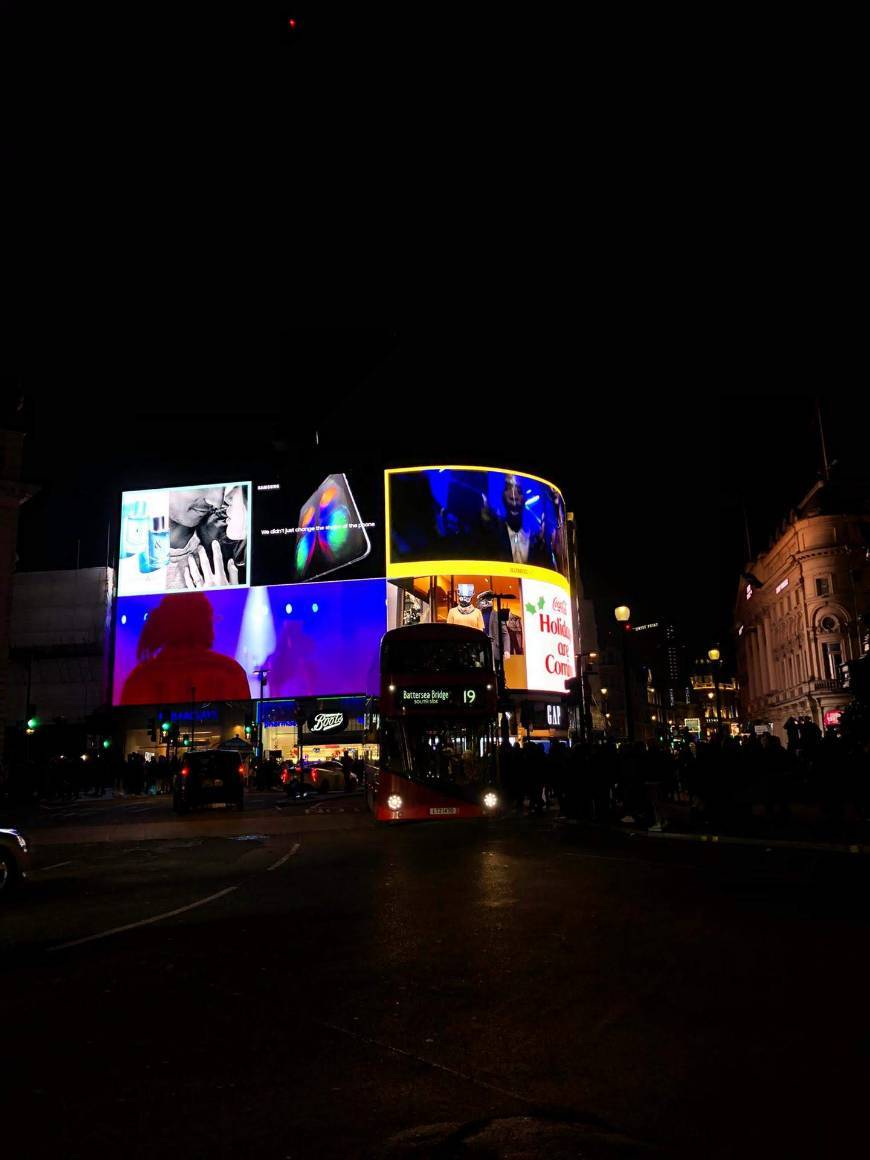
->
[2,800,869,1159]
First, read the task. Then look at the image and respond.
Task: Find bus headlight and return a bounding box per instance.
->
[483,792,498,810]
[387,795,403,811]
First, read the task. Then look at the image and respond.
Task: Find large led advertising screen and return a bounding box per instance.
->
[520,577,576,692]
[118,469,383,596]
[250,469,382,586]
[386,467,568,583]
[112,578,386,706]
[118,482,252,597]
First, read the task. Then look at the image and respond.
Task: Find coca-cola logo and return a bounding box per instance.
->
[552,596,568,616]
[309,712,345,733]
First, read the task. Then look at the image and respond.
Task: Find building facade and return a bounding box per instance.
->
[0,426,35,757]
[735,480,870,742]
[4,567,114,767]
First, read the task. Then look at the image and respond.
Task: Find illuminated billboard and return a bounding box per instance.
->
[119,482,251,598]
[386,466,568,584]
[251,470,382,586]
[520,577,576,692]
[118,470,383,596]
[112,579,386,706]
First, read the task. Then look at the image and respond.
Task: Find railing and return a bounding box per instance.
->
[764,678,843,705]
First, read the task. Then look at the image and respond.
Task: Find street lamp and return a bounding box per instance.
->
[252,667,270,761]
[707,647,722,738]
[614,605,634,741]
[572,649,599,742]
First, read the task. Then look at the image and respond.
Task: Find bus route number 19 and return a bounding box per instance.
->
[463,689,477,705]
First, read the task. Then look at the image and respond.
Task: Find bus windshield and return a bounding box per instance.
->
[381,717,498,792]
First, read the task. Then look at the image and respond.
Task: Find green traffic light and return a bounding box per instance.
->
[161,721,171,733]
[102,738,112,749]
[27,717,39,729]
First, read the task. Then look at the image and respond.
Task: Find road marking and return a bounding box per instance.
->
[48,886,239,952]
[318,1020,536,1105]
[267,842,301,871]
[36,860,74,873]
[317,1019,624,1141]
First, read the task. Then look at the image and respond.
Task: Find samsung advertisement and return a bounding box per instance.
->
[386,466,568,583]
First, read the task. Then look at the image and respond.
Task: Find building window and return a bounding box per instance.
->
[820,615,838,633]
[822,642,842,681]
[815,577,830,596]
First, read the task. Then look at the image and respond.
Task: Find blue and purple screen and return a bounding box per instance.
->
[113,578,386,706]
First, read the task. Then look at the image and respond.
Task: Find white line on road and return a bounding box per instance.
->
[48,886,239,952]
[35,861,74,873]
[267,842,301,871]
[318,1020,535,1105]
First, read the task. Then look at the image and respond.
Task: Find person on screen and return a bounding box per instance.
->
[119,593,250,705]
[167,486,247,590]
[482,474,549,567]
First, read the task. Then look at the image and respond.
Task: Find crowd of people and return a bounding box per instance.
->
[499,727,870,838]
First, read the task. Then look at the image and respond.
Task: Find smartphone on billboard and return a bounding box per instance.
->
[294,473,371,581]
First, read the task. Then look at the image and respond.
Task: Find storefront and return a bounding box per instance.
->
[121,702,248,761]
[259,696,378,765]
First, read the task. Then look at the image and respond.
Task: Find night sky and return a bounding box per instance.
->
[5,328,867,670]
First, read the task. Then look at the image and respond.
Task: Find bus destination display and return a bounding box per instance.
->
[397,687,481,709]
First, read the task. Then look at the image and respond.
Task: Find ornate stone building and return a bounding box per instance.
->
[735,479,870,742]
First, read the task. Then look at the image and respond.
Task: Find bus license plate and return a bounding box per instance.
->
[430,807,457,815]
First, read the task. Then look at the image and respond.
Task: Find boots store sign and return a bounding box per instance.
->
[520,578,576,694]
[306,712,346,734]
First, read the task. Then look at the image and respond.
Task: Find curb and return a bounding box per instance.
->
[555,817,870,855]
[633,828,870,855]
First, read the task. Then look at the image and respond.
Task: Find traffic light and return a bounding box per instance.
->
[148,716,157,742]
[102,738,112,750]
[243,710,253,738]
[161,720,171,737]
[182,734,191,747]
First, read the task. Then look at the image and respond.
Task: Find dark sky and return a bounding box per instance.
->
[5,328,867,670]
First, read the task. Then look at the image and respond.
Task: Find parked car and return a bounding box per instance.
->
[0,827,31,897]
[173,750,245,813]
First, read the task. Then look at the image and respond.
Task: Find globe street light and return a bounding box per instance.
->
[613,605,634,741]
[707,648,722,737]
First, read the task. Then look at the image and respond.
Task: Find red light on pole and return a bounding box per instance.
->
[288,18,296,28]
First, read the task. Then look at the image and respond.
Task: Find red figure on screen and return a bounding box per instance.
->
[120,593,250,705]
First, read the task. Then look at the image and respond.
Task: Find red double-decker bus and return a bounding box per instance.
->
[367,623,503,821]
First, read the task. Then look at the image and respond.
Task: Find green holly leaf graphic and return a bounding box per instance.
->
[525,603,536,616]
[537,597,545,610]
